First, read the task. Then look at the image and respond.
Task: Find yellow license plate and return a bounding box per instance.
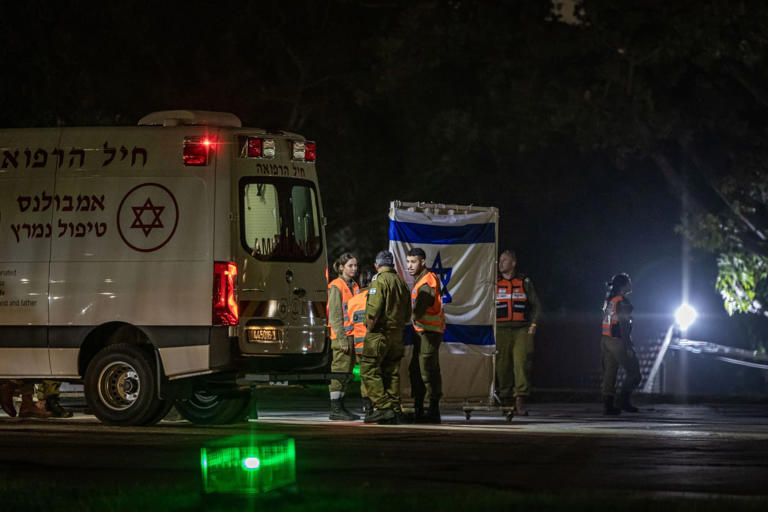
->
[247,328,283,343]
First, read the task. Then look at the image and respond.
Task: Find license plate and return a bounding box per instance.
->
[247,328,283,343]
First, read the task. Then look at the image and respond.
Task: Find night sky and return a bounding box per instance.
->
[2,1,766,392]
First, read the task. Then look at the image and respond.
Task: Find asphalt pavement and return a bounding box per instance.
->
[0,389,767,511]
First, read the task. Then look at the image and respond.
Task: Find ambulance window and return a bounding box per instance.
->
[242,183,280,255]
[240,179,322,261]
[290,185,321,252]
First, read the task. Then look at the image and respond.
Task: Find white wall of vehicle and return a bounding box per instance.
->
[159,345,209,378]
[0,348,50,377]
[0,128,60,329]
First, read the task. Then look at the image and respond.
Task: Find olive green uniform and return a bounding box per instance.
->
[36,380,63,402]
[360,266,411,411]
[496,274,541,402]
[328,280,356,393]
[601,297,642,397]
[409,270,443,403]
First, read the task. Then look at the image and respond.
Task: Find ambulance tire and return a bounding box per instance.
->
[143,399,175,426]
[175,390,251,425]
[84,343,163,426]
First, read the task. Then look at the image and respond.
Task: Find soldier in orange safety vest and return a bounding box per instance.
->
[406,247,445,424]
[600,273,642,415]
[496,249,541,416]
[347,269,373,419]
[327,252,361,421]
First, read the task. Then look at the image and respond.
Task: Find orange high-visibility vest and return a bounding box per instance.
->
[327,277,360,340]
[601,295,625,337]
[496,277,528,322]
[348,289,369,355]
[411,271,445,333]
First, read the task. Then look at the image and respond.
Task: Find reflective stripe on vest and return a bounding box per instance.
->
[411,271,445,333]
[327,277,360,340]
[601,295,623,337]
[348,289,368,355]
[497,277,527,322]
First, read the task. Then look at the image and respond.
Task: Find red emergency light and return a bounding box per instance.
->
[244,137,276,158]
[291,141,316,163]
[305,141,317,162]
[184,136,215,166]
[213,261,239,326]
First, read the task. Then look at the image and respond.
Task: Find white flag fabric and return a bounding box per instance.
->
[388,202,498,400]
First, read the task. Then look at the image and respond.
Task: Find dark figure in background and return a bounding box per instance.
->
[601,273,642,415]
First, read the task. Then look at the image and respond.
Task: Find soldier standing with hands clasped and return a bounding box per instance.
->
[495,250,541,416]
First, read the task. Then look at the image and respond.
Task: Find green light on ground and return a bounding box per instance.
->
[201,435,296,495]
[242,457,260,470]
[353,364,361,382]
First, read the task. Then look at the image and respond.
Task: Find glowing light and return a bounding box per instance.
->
[242,457,260,469]
[200,434,296,495]
[675,303,697,331]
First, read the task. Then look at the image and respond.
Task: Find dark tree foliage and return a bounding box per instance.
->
[3,0,768,339]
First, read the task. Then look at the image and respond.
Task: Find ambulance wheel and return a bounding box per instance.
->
[143,399,175,426]
[85,343,163,426]
[175,390,251,425]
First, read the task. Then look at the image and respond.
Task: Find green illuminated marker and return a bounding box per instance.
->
[242,457,261,470]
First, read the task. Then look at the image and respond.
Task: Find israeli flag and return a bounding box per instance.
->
[388,202,498,347]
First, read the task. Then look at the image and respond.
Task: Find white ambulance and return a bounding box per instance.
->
[0,110,330,425]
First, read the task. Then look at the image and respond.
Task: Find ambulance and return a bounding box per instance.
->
[0,110,330,425]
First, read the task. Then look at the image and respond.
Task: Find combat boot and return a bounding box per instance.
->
[45,396,74,418]
[0,381,17,417]
[619,391,639,413]
[422,399,441,424]
[364,408,395,424]
[338,397,360,421]
[329,399,358,421]
[18,395,53,419]
[603,395,621,416]
[413,397,426,423]
[515,396,529,417]
[393,409,414,425]
[361,397,373,415]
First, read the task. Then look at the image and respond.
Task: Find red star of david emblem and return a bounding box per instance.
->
[130,198,165,237]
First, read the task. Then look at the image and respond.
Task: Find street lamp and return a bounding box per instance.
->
[674,303,697,332]
[642,303,698,393]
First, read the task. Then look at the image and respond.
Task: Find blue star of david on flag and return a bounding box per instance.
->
[430,252,453,304]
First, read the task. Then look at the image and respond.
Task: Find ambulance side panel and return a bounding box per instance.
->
[46,127,216,377]
[0,128,61,376]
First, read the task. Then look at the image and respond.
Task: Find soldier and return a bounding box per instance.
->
[37,381,73,418]
[495,250,541,416]
[0,380,53,418]
[360,250,412,424]
[601,273,642,415]
[327,252,361,421]
[406,247,445,424]
[347,269,374,419]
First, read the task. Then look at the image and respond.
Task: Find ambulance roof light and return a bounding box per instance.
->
[138,110,242,128]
